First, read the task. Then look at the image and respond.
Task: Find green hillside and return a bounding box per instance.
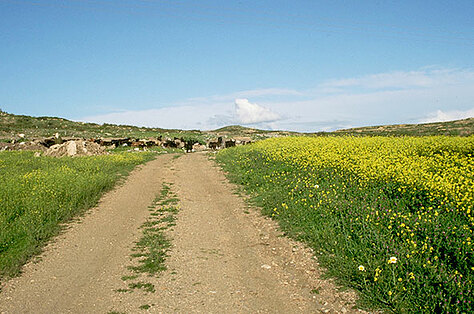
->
[0,111,293,142]
[1,109,472,142]
[0,110,206,142]
[332,118,473,137]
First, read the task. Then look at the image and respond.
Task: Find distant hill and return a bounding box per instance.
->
[0,110,205,142]
[1,109,472,142]
[207,125,299,139]
[0,111,290,142]
[213,119,474,138]
[332,118,473,137]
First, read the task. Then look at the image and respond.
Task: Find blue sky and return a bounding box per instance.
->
[1,0,473,131]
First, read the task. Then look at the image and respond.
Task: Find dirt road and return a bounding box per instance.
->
[0,153,363,313]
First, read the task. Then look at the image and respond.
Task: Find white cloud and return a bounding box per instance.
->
[234,98,281,124]
[79,103,233,130]
[80,98,283,131]
[419,108,474,123]
[186,88,302,104]
[79,67,474,132]
[319,68,474,91]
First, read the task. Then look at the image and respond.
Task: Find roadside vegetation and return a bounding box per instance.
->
[116,183,179,312]
[128,182,179,278]
[217,136,474,312]
[0,151,155,280]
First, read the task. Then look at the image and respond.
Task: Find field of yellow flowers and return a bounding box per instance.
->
[217,136,474,312]
[0,151,154,279]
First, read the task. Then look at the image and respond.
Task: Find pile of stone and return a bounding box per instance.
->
[44,140,106,157]
[0,141,47,152]
[192,143,207,152]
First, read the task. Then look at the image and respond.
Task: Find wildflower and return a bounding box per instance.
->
[358,265,365,271]
[388,256,397,264]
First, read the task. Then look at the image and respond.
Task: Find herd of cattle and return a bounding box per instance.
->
[96,135,253,152]
[0,134,253,153]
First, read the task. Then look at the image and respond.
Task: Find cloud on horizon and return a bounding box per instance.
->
[318,68,473,91]
[79,67,474,132]
[419,108,474,123]
[234,98,281,124]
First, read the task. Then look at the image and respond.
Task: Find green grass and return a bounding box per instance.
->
[128,183,178,275]
[127,281,155,293]
[121,274,139,281]
[116,183,179,298]
[216,137,473,313]
[0,151,155,280]
[139,304,152,310]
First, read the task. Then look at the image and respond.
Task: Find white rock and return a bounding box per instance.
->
[66,141,77,156]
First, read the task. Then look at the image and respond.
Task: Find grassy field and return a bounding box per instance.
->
[0,151,155,280]
[217,136,474,312]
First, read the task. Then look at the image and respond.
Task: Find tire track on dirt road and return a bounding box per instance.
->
[112,153,365,313]
[0,152,365,313]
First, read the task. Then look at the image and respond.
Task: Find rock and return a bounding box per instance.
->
[0,142,11,151]
[44,140,106,157]
[192,143,207,152]
[66,141,77,156]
